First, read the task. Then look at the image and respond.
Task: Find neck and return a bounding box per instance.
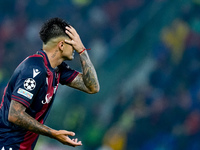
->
[42,37,66,68]
[43,48,64,68]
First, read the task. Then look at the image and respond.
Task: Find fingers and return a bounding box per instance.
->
[65,26,75,45]
[64,25,85,52]
[65,28,73,39]
[56,130,82,147]
[65,26,78,38]
[64,130,75,136]
[62,130,83,146]
[65,26,74,36]
[68,137,82,147]
[72,138,78,142]
[66,25,77,34]
[64,39,73,45]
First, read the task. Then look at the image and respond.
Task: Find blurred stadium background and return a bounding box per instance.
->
[1,0,200,149]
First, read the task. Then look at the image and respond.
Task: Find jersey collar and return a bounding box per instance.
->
[37,49,55,72]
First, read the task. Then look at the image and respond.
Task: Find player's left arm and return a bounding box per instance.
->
[65,26,100,94]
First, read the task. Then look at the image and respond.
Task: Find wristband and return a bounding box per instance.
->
[79,48,91,54]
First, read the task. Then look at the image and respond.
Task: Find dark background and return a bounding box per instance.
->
[1,0,200,150]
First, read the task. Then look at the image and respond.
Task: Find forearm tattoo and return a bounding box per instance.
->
[9,100,53,138]
[79,51,99,92]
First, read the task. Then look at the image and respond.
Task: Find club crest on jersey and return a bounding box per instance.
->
[17,88,33,99]
[33,68,40,78]
[24,78,36,91]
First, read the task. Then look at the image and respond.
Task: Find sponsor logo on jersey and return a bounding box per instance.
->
[41,93,52,104]
[54,84,59,94]
[33,68,40,78]
[17,88,33,99]
[24,78,36,91]
[46,77,48,85]
[42,84,58,104]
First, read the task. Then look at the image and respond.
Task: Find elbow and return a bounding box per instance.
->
[92,88,100,94]
[89,85,100,94]
[8,113,15,123]
[95,85,100,93]
[8,100,26,124]
[8,108,19,124]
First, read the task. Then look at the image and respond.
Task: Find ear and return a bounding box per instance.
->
[58,41,64,51]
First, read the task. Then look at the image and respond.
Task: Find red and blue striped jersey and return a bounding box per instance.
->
[0,50,79,150]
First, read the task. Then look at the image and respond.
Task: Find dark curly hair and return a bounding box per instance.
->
[39,17,70,44]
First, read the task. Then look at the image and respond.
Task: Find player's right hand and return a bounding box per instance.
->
[65,26,85,54]
[53,130,82,147]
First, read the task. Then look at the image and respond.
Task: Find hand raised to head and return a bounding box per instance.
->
[65,26,85,53]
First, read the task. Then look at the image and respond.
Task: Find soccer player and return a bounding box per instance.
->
[0,17,100,150]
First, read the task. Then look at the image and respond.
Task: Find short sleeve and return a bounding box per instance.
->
[58,62,79,85]
[11,66,45,108]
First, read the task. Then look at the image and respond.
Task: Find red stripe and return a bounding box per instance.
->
[12,95,30,107]
[12,95,29,102]
[35,102,49,120]
[66,71,79,83]
[15,57,29,70]
[28,54,43,58]
[11,98,29,108]
[33,54,61,121]
[40,53,48,65]
[32,51,54,120]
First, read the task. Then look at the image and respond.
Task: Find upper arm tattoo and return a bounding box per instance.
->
[9,100,26,125]
[68,73,91,93]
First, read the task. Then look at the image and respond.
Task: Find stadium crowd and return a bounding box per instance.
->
[97,2,200,150]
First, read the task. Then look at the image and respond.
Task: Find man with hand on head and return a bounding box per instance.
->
[0,17,99,150]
